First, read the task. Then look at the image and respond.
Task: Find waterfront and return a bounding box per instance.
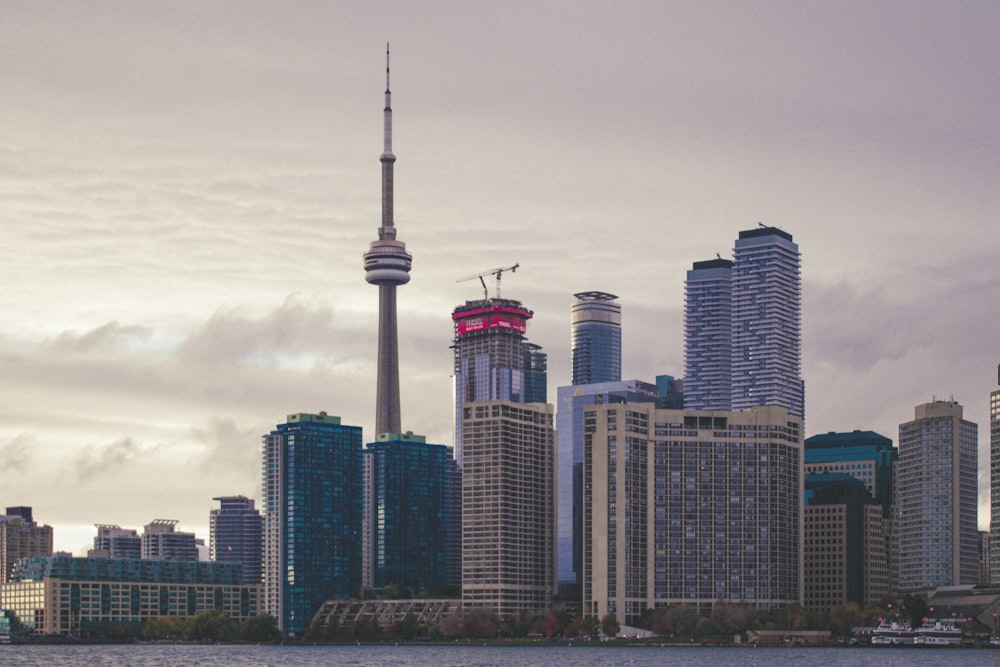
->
[1,644,999,667]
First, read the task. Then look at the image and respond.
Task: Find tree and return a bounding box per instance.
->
[240,613,281,642]
[190,609,236,641]
[828,602,862,637]
[601,612,620,638]
[143,616,187,640]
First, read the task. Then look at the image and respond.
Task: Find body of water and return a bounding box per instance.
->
[1,644,999,667]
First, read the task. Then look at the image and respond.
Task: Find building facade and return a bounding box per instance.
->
[209,496,262,585]
[262,412,363,635]
[452,297,536,465]
[897,400,978,593]
[582,405,803,624]
[461,400,555,617]
[991,367,1000,584]
[555,380,660,588]
[362,433,457,594]
[141,520,199,562]
[0,508,53,584]
[730,227,803,418]
[0,555,258,636]
[90,525,141,560]
[523,343,548,404]
[803,474,888,610]
[683,258,733,411]
[571,291,622,386]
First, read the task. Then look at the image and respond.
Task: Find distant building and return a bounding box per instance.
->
[655,374,685,409]
[991,366,1000,584]
[461,400,555,617]
[683,258,733,411]
[362,432,458,594]
[571,291,621,386]
[980,531,991,586]
[262,412,363,635]
[89,525,141,560]
[0,507,53,584]
[452,297,538,466]
[523,343,548,404]
[582,405,802,624]
[210,496,262,585]
[0,555,259,636]
[897,400,978,593]
[555,380,660,588]
[141,519,199,562]
[803,474,888,610]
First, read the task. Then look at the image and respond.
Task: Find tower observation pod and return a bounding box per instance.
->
[364,44,412,436]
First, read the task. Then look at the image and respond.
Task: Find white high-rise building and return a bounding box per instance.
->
[897,400,978,592]
[730,227,803,418]
[989,367,1000,584]
[684,258,733,411]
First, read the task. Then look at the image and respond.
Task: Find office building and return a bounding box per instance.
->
[210,496,262,585]
[803,474,888,610]
[582,405,802,624]
[364,46,412,437]
[730,227,803,418]
[362,432,457,594]
[555,380,660,588]
[0,507,53,584]
[683,258,733,411]
[0,555,259,636]
[461,400,556,617]
[90,525,141,560]
[262,412,363,635]
[523,343,548,404]
[991,366,1000,584]
[452,297,536,465]
[897,400,978,593]
[571,291,621,385]
[141,519,199,562]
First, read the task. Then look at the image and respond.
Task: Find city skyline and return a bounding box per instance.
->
[2,3,998,552]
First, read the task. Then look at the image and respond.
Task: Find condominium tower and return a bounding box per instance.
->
[364,46,412,436]
[210,496,263,585]
[460,400,556,617]
[897,400,978,592]
[571,291,621,385]
[262,412,363,634]
[582,404,803,624]
[452,297,536,465]
[990,366,1000,584]
[0,507,53,584]
[684,227,802,419]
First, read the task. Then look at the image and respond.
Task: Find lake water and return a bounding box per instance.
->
[1,644,999,667]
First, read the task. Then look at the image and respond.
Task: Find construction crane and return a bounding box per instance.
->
[457,263,520,300]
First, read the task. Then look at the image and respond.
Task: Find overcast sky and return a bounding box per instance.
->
[3,2,998,554]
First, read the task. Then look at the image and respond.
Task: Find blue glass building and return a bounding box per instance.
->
[571,292,621,386]
[363,433,457,594]
[262,412,363,635]
[210,496,262,585]
[523,343,548,404]
[804,430,896,514]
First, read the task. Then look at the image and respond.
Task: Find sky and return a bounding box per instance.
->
[2,2,999,554]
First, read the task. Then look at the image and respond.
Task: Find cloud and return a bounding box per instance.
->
[71,437,144,482]
[0,434,36,473]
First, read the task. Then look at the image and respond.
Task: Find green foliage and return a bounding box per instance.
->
[601,612,620,638]
[240,614,281,642]
[143,616,187,640]
[828,602,862,637]
[190,609,236,641]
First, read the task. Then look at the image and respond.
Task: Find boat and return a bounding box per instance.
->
[0,632,10,644]
[871,620,913,645]
[913,620,962,646]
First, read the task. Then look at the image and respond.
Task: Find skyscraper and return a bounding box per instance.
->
[992,366,1000,584]
[523,342,548,404]
[210,496,263,585]
[684,258,732,411]
[364,45,412,437]
[90,525,141,560]
[460,400,555,617]
[897,400,978,593]
[571,291,621,385]
[730,227,803,418]
[262,412,363,635]
[581,404,802,623]
[452,297,535,464]
[0,507,52,584]
[804,430,897,515]
[141,520,199,562]
[555,380,660,588]
[362,432,457,594]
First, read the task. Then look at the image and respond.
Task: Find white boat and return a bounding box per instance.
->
[913,620,962,646]
[871,620,913,645]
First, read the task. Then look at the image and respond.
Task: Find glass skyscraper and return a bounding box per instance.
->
[992,366,1000,584]
[804,430,896,514]
[262,412,363,635]
[363,433,457,595]
[684,259,732,411]
[571,291,621,386]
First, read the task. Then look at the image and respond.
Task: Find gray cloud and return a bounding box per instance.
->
[72,437,143,482]
[0,434,36,473]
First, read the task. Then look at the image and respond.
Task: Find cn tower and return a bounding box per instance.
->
[364,44,411,436]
